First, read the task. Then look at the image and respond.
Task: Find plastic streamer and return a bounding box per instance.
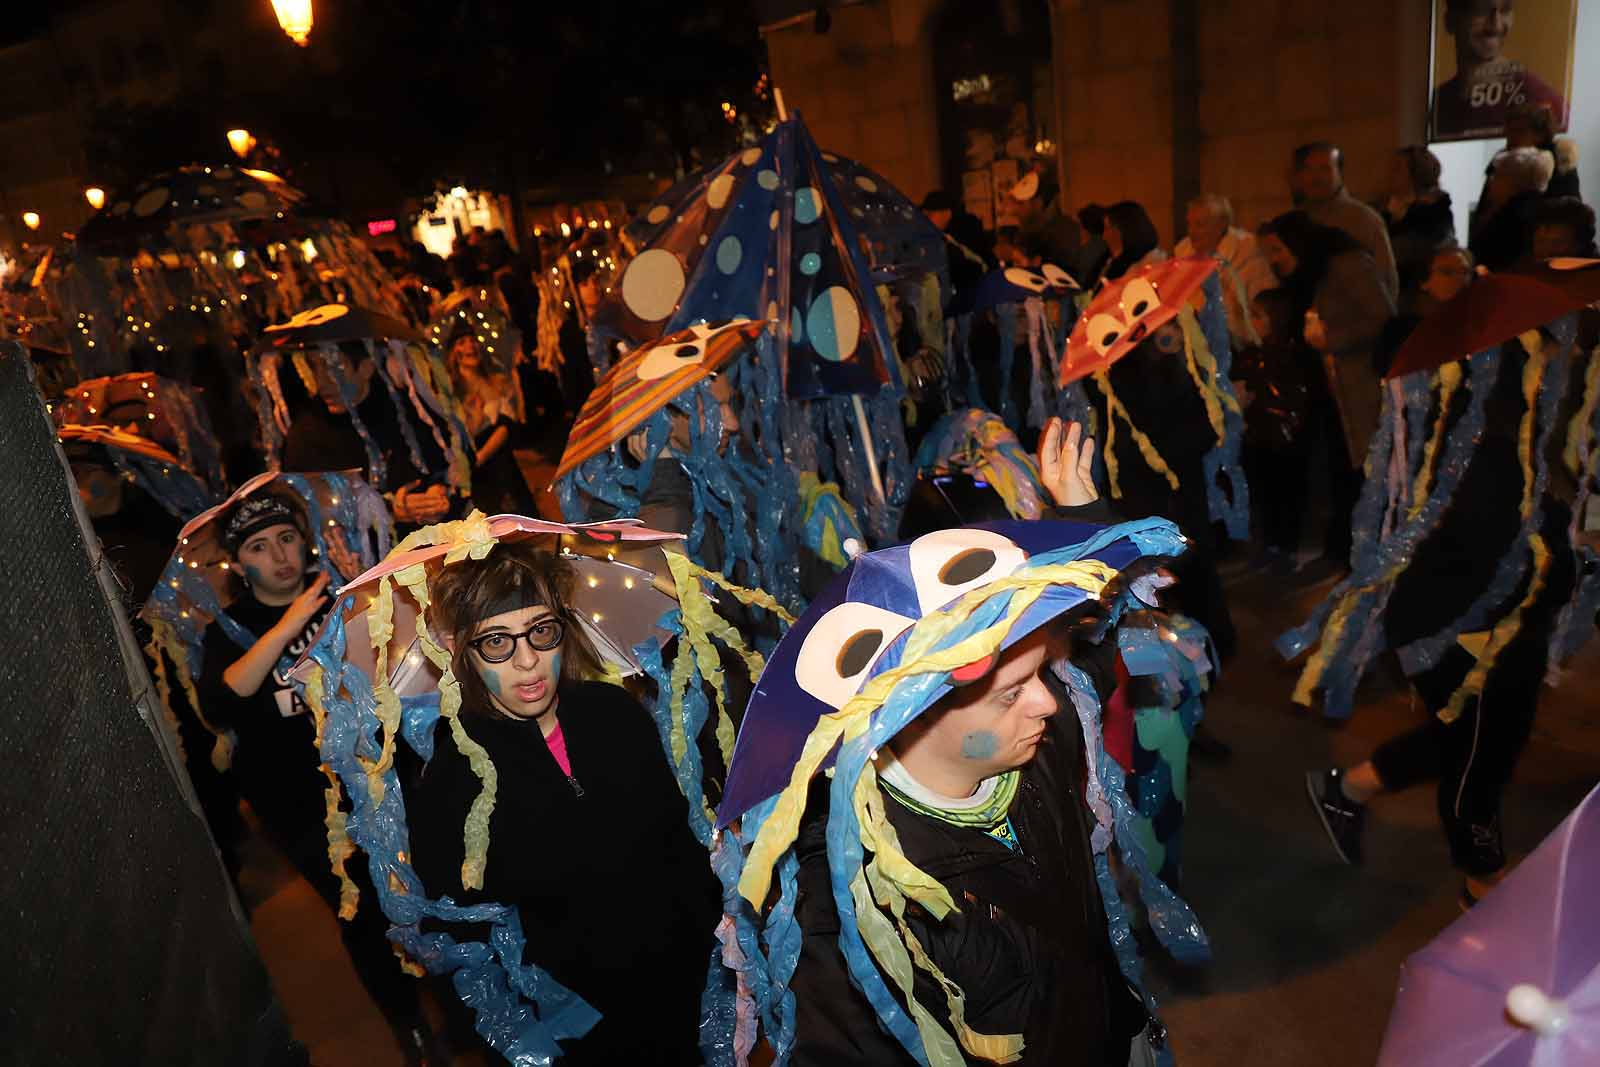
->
[1023,297,1055,432]
[911,409,1046,519]
[1179,299,1251,540]
[1093,370,1180,497]
[797,473,865,570]
[995,303,1019,426]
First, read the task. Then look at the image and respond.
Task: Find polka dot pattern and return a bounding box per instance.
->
[707,173,736,210]
[716,236,743,275]
[795,187,823,225]
[800,252,822,276]
[741,147,763,165]
[647,204,671,224]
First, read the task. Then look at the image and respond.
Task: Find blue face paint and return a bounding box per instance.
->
[547,651,562,688]
[961,730,999,760]
[478,665,504,699]
[243,564,265,586]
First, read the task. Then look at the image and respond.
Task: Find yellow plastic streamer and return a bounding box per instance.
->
[365,574,401,806]
[300,661,361,920]
[1177,307,1233,444]
[1094,371,1179,495]
[147,616,233,772]
[1409,362,1463,522]
[797,473,859,570]
[290,350,321,399]
[1439,335,1550,723]
[1563,343,1600,476]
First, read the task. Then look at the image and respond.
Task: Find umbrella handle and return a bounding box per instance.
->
[1507,984,1569,1037]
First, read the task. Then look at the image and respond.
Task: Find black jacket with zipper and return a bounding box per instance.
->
[407,680,722,1065]
[788,650,1148,1066]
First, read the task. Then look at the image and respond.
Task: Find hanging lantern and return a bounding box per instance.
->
[84,187,106,210]
[270,0,313,46]
[22,212,41,230]
[226,129,257,159]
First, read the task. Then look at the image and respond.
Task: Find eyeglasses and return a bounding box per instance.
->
[467,617,566,663]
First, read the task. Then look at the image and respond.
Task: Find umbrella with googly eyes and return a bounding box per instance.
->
[1059,257,1219,385]
[717,518,1170,825]
[553,318,767,482]
[961,264,1079,317]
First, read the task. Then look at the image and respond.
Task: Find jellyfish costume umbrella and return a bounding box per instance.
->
[289,513,781,1064]
[587,113,919,546]
[1060,259,1250,540]
[137,470,390,779]
[711,519,1209,1066]
[428,288,527,422]
[55,372,228,495]
[912,408,1048,520]
[57,424,218,521]
[249,303,473,501]
[947,264,1078,427]
[1277,307,1600,719]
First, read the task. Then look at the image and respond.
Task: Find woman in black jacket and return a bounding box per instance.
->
[407,541,722,1065]
[1378,146,1456,307]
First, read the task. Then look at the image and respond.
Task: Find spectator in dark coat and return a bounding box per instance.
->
[1379,146,1456,307]
[1530,196,1599,262]
[1100,201,1166,282]
[1469,146,1554,271]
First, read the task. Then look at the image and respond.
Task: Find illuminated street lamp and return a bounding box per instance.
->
[227,129,257,159]
[84,187,106,210]
[22,212,41,230]
[270,0,313,46]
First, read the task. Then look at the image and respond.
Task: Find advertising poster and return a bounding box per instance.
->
[1429,0,1576,141]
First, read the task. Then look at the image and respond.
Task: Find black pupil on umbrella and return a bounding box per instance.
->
[1130,300,1150,316]
[940,548,996,585]
[1100,331,1121,347]
[676,345,701,360]
[837,629,885,677]
[706,319,732,331]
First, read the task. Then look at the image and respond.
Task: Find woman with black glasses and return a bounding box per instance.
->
[407,540,721,1065]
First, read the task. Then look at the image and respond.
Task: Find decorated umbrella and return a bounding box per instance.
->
[139,470,391,774]
[1058,259,1249,540]
[57,424,218,521]
[54,372,227,494]
[712,518,1207,1064]
[427,288,525,420]
[595,111,923,538]
[1387,261,1600,380]
[554,318,766,482]
[288,513,790,1063]
[60,165,413,377]
[249,303,474,500]
[950,264,1080,427]
[1377,782,1600,1066]
[75,165,307,255]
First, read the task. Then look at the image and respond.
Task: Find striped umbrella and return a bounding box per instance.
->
[554,317,766,481]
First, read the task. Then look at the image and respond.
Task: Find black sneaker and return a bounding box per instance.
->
[1305,768,1366,864]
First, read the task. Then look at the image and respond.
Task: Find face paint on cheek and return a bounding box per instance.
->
[960,730,1000,760]
[244,565,265,586]
[478,665,503,700]
[547,651,561,684]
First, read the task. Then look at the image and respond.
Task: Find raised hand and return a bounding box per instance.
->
[1037,416,1099,507]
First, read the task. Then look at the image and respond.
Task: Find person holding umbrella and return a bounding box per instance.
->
[405,538,722,1065]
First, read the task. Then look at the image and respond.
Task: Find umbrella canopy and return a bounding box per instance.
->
[960,264,1079,317]
[1378,782,1600,1066]
[1386,263,1600,380]
[553,318,765,481]
[58,424,219,521]
[324,514,684,683]
[1060,257,1218,385]
[76,165,309,255]
[54,373,226,492]
[912,408,1047,520]
[261,302,421,347]
[718,518,1151,824]
[598,115,906,400]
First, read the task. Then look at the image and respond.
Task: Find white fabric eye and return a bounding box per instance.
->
[1004,267,1048,293]
[1041,263,1078,290]
[1087,312,1128,356]
[794,602,917,709]
[908,528,1026,613]
[1120,278,1161,320]
[636,341,706,381]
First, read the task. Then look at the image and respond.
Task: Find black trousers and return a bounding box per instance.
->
[1244,442,1312,555]
[1369,636,1549,875]
[1320,412,1362,565]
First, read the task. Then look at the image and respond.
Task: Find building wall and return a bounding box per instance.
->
[763,0,945,203]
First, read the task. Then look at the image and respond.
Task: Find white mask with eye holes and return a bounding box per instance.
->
[792,528,1028,710]
[1040,263,1080,291]
[635,318,755,382]
[1085,277,1163,358]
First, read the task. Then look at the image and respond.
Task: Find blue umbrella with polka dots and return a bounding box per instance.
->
[600,115,928,400]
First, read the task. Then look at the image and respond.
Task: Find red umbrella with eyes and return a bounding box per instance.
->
[1058,257,1219,385]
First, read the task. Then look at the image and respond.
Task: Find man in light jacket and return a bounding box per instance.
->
[1292,142,1400,302]
[1174,194,1275,344]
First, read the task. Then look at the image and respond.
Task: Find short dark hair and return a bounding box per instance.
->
[1077,203,1107,237]
[1396,145,1443,196]
[1105,201,1160,260]
[430,540,605,714]
[1292,142,1342,171]
[1248,287,1300,345]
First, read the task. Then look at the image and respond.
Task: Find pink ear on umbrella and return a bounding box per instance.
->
[949,653,997,685]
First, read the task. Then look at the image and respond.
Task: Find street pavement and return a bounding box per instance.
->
[244,480,1600,1065]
